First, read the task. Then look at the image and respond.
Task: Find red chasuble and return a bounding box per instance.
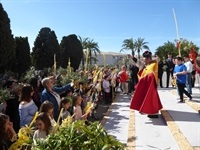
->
[130,61,163,114]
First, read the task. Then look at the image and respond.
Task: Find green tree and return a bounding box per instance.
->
[120,38,135,57]
[85,39,100,66]
[31,27,60,70]
[60,34,83,71]
[78,36,89,69]
[78,36,89,50]
[0,3,15,73]
[175,39,199,56]
[78,37,100,68]
[14,36,31,76]
[155,41,176,60]
[155,40,199,60]
[134,37,149,59]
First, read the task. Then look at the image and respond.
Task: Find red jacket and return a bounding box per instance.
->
[119,71,129,82]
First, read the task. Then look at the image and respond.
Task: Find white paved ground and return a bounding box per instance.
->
[103,86,200,149]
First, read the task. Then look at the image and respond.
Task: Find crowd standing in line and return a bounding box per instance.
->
[0,52,200,149]
[0,65,133,149]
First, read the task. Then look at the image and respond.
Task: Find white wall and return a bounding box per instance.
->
[94,52,127,66]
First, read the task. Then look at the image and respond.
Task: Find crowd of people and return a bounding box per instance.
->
[157,53,200,90]
[0,62,138,149]
[157,53,200,102]
[1,51,200,149]
[130,51,200,119]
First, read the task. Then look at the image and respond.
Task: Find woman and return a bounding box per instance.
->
[5,82,23,133]
[40,77,73,121]
[0,113,16,150]
[19,84,38,127]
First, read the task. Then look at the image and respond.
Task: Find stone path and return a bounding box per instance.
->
[101,86,200,150]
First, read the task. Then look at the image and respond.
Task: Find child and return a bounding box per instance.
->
[173,56,192,102]
[90,86,99,120]
[118,65,129,95]
[60,98,71,120]
[0,113,16,150]
[33,112,51,144]
[39,101,56,126]
[18,84,38,127]
[102,75,111,104]
[65,89,73,115]
[72,93,87,121]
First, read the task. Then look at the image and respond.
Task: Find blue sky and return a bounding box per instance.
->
[1,0,200,54]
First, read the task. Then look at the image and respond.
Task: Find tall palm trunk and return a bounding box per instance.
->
[89,50,92,66]
[81,54,85,70]
[137,50,140,59]
[132,50,135,58]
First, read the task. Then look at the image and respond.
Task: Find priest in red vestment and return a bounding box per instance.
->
[130,51,163,118]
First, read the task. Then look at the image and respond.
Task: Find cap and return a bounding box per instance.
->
[143,50,152,58]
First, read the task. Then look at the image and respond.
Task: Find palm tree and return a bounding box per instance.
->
[78,36,89,69]
[85,39,100,66]
[120,38,136,57]
[78,36,100,68]
[78,36,89,50]
[134,37,149,59]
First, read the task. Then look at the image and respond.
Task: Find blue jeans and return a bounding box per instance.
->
[186,73,192,94]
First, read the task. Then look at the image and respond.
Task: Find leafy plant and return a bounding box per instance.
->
[20,66,36,82]
[60,70,88,87]
[33,120,125,150]
[0,88,14,103]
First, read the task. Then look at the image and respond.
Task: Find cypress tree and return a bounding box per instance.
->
[14,36,31,76]
[60,34,83,71]
[31,27,60,70]
[0,3,15,73]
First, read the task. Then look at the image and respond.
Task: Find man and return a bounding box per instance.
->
[157,56,164,88]
[130,51,163,118]
[183,54,193,94]
[129,61,139,92]
[127,55,139,93]
[166,53,175,88]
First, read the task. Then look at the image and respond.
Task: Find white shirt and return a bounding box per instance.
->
[74,105,83,120]
[102,80,110,93]
[33,130,47,145]
[51,91,61,107]
[184,61,193,73]
[33,130,47,139]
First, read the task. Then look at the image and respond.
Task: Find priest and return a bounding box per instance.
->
[130,50,163,118]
